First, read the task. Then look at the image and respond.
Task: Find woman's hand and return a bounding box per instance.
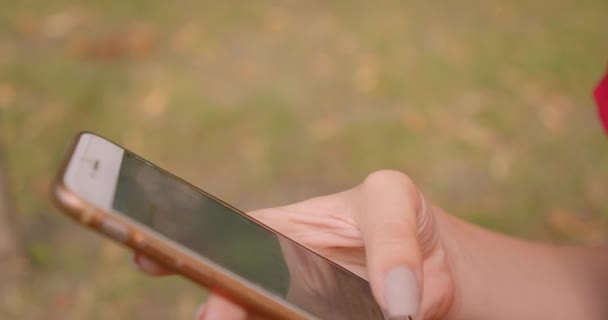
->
[133,169,608,320]
[134,170,456,319]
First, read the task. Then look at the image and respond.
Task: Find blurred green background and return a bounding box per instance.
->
[1,0,607,319]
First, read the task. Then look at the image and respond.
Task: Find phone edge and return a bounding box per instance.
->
[50,131,313,320]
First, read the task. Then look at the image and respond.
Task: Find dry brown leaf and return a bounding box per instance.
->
[170,22,201,53]
[336,33,359,56]
[311,115,341,140]
[15,15,43,38]
[68,23,156,61]
[538,103,566,133]
[547,208,605,242]
[43,9,86,39]
[265,7,292,36]
[235,60,256,82]
[353,55,378,93]
[50,292,75,315]
[141,87,169,119]
[401,108,428,132]
[311,52,336,79]
[0,83,15,109]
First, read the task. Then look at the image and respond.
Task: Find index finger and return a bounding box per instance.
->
[132,253,173,276]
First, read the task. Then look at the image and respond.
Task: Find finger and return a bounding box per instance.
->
[354,170,425,319]
[194,294,248,320]
[132,253,173,276]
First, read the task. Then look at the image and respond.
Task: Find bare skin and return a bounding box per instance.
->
[133,170,608,320]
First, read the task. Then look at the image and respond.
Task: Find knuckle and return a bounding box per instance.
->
[363,170,417,191]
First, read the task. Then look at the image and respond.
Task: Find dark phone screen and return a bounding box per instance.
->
[112,152,383,320]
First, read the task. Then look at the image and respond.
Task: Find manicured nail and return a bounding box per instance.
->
[134,255,166,275]
[137,255,157,271]
[384,267,419,318]
[194,304,207,320]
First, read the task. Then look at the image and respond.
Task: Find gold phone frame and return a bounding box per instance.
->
[52,132,318,319]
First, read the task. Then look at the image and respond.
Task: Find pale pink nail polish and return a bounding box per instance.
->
[384,267,419,318]
[137,255,157,271]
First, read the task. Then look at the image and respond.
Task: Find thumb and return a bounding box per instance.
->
[354,170,427,319]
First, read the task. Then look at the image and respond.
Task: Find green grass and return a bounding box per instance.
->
[1,0,608,318]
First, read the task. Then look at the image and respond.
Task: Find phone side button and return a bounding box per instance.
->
[100,219,130,243]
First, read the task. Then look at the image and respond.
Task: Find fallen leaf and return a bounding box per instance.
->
[311,52,335,79]
[265,7,291,36]
[68,23,156,61]
[0,83,15,109]
[43,9,86,39]
[141,87,169,119]
[15,15,43,38]
[50,292,75,315]
[311,115,341,140]
[401,108,428,132]
[547,208,605,242]
[170,22,201,53]
[353,55,378,93]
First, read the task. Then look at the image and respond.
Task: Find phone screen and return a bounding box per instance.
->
[112,152,383,319]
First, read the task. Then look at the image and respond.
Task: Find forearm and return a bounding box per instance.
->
[437,210,608,320]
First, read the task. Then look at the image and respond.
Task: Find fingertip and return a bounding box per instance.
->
[194,303,207,320]
[132,254,171,276]
[201,295,248,320]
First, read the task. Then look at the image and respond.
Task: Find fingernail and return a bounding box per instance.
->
[135,256,163,275]
[194,304,207,320]
[137,255,160,273]
[384,267,419,318]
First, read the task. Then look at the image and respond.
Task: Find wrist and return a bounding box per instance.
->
[433,210,476,320]
[439,212,560,319]
[552,245,608,319]
[429,208,482,320]
[437,210,608,320]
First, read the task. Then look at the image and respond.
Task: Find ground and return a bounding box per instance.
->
[1,0,608,319]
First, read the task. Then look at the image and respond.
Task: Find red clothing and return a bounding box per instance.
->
[595,71,608,134]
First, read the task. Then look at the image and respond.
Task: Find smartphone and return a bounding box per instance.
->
[52,132,384,320]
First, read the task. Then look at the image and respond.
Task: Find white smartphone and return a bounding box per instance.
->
[52,132,385,319]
